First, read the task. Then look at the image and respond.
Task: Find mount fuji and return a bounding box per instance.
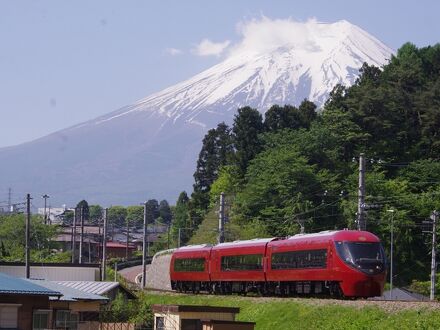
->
[0,20,393,206]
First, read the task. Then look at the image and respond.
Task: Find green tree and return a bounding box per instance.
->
[145,199,159,223]
[158,200,172,225]
[0,214,62,262]
[126,206,144,228]
[108,206,127,228]
[234,140,332,236]
[171,191,191,246]
[89,205,103,224]
[193,122,233,211]
[232,106,264,176]
[76,200,89,221]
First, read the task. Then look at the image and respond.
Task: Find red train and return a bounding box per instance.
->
[170,230,387,298]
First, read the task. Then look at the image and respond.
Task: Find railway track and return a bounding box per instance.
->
[141,287,440,312]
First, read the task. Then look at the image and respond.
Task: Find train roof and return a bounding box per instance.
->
[176,244,212,251]
[283,230,380,242]
[213,238,276,249]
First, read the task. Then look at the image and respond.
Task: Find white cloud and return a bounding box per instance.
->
[228,16,326,56]
[165,48,183,56]
[192,39,231,57]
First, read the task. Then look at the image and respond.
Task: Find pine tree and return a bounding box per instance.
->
[193,122,233,211]
[232,106,264,175]
[159,200,172,225]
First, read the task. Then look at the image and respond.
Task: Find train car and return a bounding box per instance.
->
[169,230,386,298]
[170,244,212,292]
[265,230,386,297]
[209,238,276,294]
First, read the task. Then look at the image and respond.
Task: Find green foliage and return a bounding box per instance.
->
[126,206,143,228]
[234,140,335,236]
[171,191,191,246]
[159,200,172,225]
[76,200,89,220]
[101,292,153,326]
[0,214,62,262]
[108,206,127,227]
[193,122,234,211]
[209,165,240,207]
[233,106,264,176]
[89,205,103,224]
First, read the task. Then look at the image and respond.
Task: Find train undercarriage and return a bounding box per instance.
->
[171,280,343,297]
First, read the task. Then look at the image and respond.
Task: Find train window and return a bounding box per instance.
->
[221,254,263,271]
[271,249,327,270]
[174,258,205,272]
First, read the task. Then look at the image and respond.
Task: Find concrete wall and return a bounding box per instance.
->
[0,264,99,281]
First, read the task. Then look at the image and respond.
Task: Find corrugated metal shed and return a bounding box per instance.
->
[55,281,120,295]
[26,279,108,302]
[0,272,61,296]
[55,281,136,299]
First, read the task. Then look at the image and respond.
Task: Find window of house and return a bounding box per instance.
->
[0,305,19,328]
[33,310,50,330]
[55,310,78,329]
[155,316,165,330]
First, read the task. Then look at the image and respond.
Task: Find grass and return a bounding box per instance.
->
[139,292,440,330]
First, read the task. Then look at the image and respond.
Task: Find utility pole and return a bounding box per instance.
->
[101,208,108,281]
[71,208,76,263]
[142,201,148,289]
[7,188,11,213]
[357,153,366,231]
[387,209,395,300]
[167,224,170,250]
[25,194,31,279]
[430,210,438,301]
[79,207,84,264]
[178,228,181,248]
[126,218,130,260]
[42,194,49,225]
[218,192,225,244]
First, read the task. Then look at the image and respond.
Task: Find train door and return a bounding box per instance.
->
[327,240,335,280]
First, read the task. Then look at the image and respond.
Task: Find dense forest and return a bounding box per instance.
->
[172,43,440,286]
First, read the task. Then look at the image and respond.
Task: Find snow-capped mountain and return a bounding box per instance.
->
[0,20,393,205]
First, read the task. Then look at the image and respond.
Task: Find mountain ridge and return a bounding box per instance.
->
[0,20,394,205]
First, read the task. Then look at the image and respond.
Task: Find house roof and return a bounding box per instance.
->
[105,242,136,249]
[26,279,108,302]
[0,272,61,297]
[54,281,136,299]
[152,305,240,314]
[55,281,120,295]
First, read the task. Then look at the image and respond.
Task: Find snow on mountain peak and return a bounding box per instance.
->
[96,18,394,129]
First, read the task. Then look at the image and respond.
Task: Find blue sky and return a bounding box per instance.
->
[1,0,439,147]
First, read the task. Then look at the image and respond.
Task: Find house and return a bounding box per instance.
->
[105,241,137,259]
[27,279,108,329]
[0,272,61,329]
[152,305,255,330]
[37,207,67,224]
[54,281,136,301]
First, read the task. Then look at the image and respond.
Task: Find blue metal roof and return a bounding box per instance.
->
[0,272,61,296]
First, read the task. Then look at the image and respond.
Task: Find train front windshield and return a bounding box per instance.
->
[335,241,386,275]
